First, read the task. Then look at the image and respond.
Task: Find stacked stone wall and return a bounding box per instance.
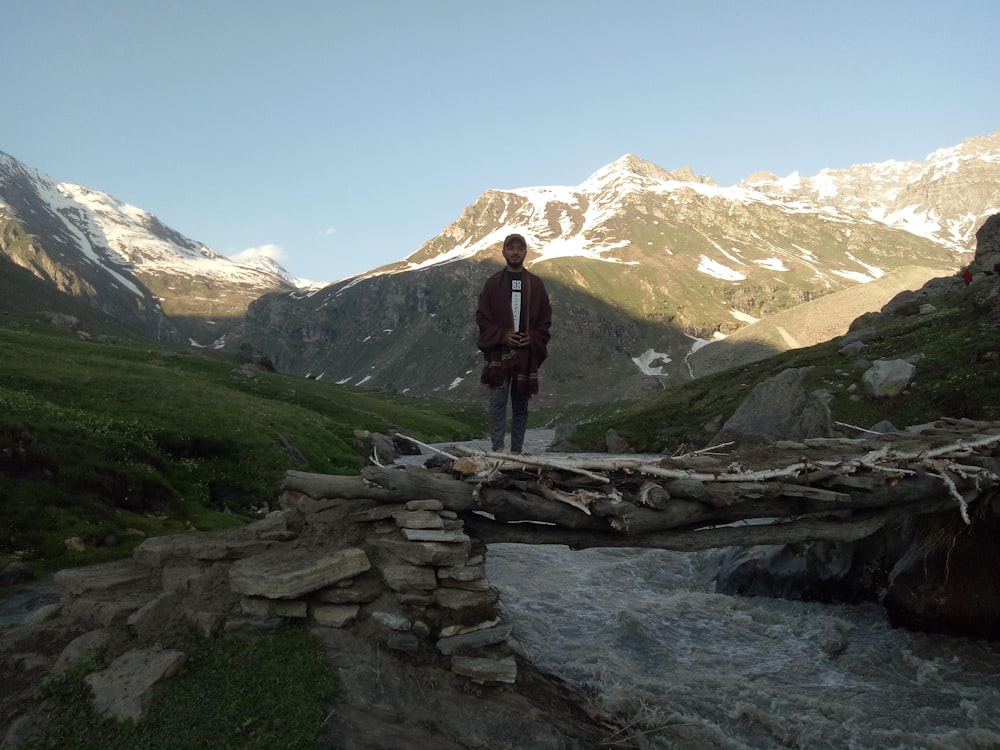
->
[108,486,518,685]
[2,481,520,740]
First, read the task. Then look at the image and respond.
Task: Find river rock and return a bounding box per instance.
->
[450,655,517,684]
[132,532,274,567]
[715,542,855,602]
[393,510,445,530]
[1,562,34,586]
[314,573,383,604]
[354,430,396,463]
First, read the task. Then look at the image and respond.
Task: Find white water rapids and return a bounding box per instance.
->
[401,430,1000,749]
[487,544,1000,749]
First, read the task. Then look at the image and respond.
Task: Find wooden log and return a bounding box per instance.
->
[662,478,709,502]
[522,481,595,515]
[452,448,611,483]
[774,484,852,503]
[286,423,1000,552]
[817,474,884,491]
[283,466,478,506]
[700,481,781,507]
[463,498,958,552]
[283,470,387,500]
[634,481,671,510]
[476,487,610,531]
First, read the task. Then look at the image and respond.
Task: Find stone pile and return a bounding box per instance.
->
[129,488,515,686]
[236,489,516,684]
[2,481,518,741]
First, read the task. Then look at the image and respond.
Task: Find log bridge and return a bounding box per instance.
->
[284,418,1000,552]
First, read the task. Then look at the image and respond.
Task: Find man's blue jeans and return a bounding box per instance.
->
[490,381,529,453]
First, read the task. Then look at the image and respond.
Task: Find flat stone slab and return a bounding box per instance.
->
[84,647,186,722]
[371,537,470,567]
[229,546,370,599]
[133,532,273,566]
[393,510,445,530]
[437,623,512,656]
[312,603,360,627]
[450,655,517,684]
[53,559,153,596]
[399,529,470,544]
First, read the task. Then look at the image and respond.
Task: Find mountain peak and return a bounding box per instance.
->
[584,155,715,191]
[606,154,673,178]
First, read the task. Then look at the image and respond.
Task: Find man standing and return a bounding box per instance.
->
[476,233,552,454]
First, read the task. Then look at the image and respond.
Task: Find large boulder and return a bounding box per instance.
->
[861,359,916,398]
[973,213,1000,274]
[711,367,838,445]
[715,542,855,602]
[883,496,1000,641]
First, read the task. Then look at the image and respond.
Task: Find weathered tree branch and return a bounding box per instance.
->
[282,420,1000,550]
[462,500,958,552]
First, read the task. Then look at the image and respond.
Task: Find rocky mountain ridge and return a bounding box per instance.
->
[242,132,1000,406]
[2,131,999,407]
[743,129,1000,250]
[0,151,296,345]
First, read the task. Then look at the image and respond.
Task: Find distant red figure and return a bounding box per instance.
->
[962,267,973,286]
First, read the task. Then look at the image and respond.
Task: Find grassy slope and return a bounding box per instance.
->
[572,281,1000,451]
[25,627,335,750]
[0,318,484,572]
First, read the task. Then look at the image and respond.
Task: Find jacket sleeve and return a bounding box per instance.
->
[476,274,509,352]
[526,275,552,362]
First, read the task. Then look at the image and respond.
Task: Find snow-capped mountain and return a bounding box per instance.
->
[742,130,1000,250]
[241,133,999,406]
[0,150,296,344]
[3,129,998,408]
[385,131,999,287]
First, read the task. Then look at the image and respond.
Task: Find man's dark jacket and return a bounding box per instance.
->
[475,267,552,396]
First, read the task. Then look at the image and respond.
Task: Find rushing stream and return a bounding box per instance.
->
[403,431,1000,749]
[487,544,1000,749]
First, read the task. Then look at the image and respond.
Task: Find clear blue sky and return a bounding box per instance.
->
[4,0,998,283]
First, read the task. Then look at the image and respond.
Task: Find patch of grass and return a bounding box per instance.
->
[0,324,482,571]
[574,284,1000,451]
[24,627,336,750]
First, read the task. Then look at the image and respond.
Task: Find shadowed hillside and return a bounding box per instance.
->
[687,265,951,377]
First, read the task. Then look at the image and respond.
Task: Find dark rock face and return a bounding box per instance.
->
[711,367,838,445]
[715,519,918,606]
[973,213,1000,274]
[970,274,1000,316]
[714,494,1000,641]
[715,542,855,602]
[884,496,1000,641]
